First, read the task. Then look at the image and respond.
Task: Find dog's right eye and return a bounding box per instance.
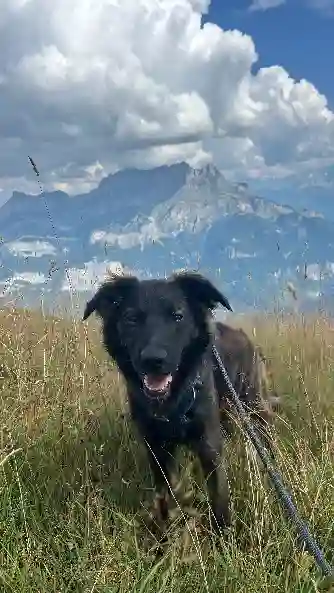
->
[124,310,143,324]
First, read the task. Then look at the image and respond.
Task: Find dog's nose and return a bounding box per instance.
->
[140,345,168,371]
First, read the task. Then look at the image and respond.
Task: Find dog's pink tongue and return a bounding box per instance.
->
[144,374,172,392]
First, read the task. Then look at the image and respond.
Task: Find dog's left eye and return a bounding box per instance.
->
[173,311,183,322]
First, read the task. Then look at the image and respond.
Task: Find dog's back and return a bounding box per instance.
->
[212,321,279,436]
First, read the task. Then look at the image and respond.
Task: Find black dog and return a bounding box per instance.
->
[83,271,277,533]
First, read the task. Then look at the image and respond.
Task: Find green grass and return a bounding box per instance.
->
[0,307,333,592]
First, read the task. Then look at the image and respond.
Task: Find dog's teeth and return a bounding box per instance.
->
[143,374,172,393]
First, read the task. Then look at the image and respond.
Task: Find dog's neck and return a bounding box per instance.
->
[160,325,217,424]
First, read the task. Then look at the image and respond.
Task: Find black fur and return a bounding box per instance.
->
[83,271,276,533]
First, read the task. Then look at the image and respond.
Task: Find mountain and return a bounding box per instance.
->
[251,169,334,222]
[0,162,333,314]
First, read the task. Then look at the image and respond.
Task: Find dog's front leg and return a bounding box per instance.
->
[192,432,231,533]
[144,440,176,524]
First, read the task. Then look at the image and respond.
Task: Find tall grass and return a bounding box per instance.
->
[0,306,332,592]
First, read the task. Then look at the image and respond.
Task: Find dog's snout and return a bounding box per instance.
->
[140,345,168,371]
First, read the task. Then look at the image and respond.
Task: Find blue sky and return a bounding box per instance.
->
[206,0,334,107]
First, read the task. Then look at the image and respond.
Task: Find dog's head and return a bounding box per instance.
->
[83,271,232,402]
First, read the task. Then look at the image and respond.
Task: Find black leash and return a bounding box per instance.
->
[212,344,334,587]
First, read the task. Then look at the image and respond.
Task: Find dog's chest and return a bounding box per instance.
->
[142,412,202,446]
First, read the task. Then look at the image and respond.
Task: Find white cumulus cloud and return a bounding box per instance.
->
[307,0,334,15]
[12,272,46,286]
[248,0,286,11]
[62,260,130,292]
[6,240,56,258]
[0,0,333,196]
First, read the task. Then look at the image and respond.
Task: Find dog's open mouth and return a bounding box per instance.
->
[143,373,173,399]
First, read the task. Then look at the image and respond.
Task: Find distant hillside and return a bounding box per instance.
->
[0,162,333,313]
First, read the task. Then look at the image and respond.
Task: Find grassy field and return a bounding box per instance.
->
[0,306,333,592]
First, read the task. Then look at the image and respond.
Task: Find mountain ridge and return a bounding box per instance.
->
[0,162,333,314]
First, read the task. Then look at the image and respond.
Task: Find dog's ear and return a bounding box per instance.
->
[171,271,233,312]
[83,275,139,321]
